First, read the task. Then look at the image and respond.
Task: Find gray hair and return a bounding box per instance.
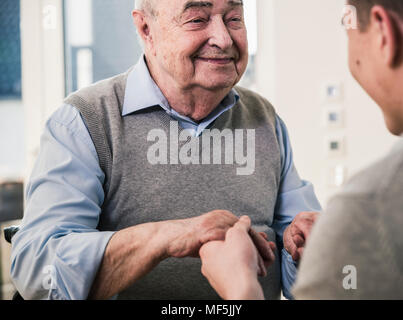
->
[134,0,144,10]
[134,0,155,13]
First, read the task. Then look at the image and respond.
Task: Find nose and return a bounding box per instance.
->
[207,17,234,51]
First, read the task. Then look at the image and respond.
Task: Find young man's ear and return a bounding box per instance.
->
[370,5,400,67]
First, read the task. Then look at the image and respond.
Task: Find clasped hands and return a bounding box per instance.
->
[167,210,319,299]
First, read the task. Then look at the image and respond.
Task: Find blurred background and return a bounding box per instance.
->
[0,0,399,300]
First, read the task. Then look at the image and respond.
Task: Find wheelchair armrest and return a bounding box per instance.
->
[4,225,20,244]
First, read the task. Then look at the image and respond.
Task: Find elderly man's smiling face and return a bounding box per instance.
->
[144,0,248,91]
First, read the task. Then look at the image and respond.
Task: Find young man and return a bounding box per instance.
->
[199,0,403,299]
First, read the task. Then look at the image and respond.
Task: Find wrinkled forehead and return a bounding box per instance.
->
[157,0,244,15]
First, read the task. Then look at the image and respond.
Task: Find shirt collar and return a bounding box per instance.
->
[122,55,239,120]
[122,55,169,116]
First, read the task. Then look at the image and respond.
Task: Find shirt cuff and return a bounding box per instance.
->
[12,230,116,300]
[51,231,116,300]
[281,248,298,300]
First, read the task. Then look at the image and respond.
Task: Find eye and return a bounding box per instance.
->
[189,18,206,24]
[226,16,243,25]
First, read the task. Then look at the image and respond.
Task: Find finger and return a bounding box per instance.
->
[259,232,268,241]
[257,253,267,277]
[233,216,252,233]
[284,230,299,261]
[292,234,305,248]
[290,222,304,239]
[249,229,274,263]
[200,229,227,245]
[199,241,220,259]
[291,250,300,262]
[292,213,319,240]
[263,242,276,269]
[250,230,276,268]
[207,210,239,231]
[297,221,314,240]
[297,247,304,258]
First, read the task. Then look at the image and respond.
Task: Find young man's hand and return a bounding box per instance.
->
[199,216,276,300]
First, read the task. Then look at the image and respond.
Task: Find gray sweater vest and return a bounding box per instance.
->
[65,69,283,300]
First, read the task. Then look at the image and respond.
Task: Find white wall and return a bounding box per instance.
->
[0,100,25,181]
[255,0,398,206]
[20,0,65,179]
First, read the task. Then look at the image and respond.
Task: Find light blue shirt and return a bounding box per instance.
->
[10,56,322,300]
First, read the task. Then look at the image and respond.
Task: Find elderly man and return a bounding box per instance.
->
[200,0,403,300]
[10,0,321,300]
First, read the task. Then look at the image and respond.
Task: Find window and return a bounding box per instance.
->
[64,0,142,94]
[0,0,24,180]
[240,0,257,89]
[0,0,22,99]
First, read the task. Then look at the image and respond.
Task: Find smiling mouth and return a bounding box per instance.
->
[195,57,235,65]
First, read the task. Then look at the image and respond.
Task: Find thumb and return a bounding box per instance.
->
[233,216,252,233]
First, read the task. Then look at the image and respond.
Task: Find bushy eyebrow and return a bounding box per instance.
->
[183,1,212,11]
[182,0,243,13]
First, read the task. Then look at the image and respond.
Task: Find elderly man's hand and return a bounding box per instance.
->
[199,216,275,300]
[283,212,320,261]
[165,211,276,269]
[165,210,239,258]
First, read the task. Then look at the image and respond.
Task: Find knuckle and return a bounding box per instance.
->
[199,246,206,258]
[202,229,223,243]
[201,264,208,277]
[217,210,236,218]
[226,227,238,238]
[202,264,206,274]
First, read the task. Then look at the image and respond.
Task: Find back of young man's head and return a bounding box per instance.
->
[347,0,403,135]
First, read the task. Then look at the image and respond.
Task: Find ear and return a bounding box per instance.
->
[132,10,153,48]
[369,5,399,67]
